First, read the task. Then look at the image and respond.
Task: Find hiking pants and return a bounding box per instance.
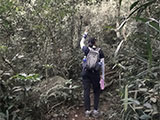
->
[82,71,101,111]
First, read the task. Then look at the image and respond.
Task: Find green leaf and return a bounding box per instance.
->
[133,17,149,22]
[136,7,145,17]
[6,110,9,120]
[0,112,6,119]
[71,85,79,89]
[0,45,7,52]
[127,0,156,19]
[128,98,140,105]
[130,1,139,10]
[114,40,124,58]
[16,7,19,12]
[8,105,14,110]
[143,102,152,109]
[140,114,151,120]
[146,24,152,69]
[105,25,114,30]
[134,17,160,32]
[124,85,128,111]
[119,0,123,6]
[12,86,23,93]
[149,21,160,32]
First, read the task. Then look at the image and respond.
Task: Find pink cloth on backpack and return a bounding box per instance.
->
[100,78,104,90]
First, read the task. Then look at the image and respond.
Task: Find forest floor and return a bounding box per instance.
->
[40,70,122,120]
[67,81,122,120]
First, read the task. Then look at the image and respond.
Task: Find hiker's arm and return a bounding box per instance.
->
[101,58,105,80]
[80,29,88,49]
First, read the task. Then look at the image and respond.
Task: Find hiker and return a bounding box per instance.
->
[80,28,105,117]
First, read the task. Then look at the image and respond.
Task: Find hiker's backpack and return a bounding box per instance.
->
[85,47,101,70]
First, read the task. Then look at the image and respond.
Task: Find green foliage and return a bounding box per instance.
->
[33,78,80,119]
[119,0,123,7]
[0,0,15,33]
[130,1,139,11]
[127,0,157,19]
[0,45,7,53]
[0,0,81,118]
[39,79,79,104]
[0,0,80,78]
[124,85,128,111]
[0,0,13,14]
[121,78,160,120]
[119,32,160,119]
[12,73,41,81]
[146,24,152,69]
[134,17,160,32]
[0,73,41,120]
[115,0,160,119]
[0,0,159,119]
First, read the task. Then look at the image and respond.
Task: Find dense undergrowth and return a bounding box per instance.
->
[0,0,160,120]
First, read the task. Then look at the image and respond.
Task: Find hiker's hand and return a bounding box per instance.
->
[85,27,88,33]
[101,75,105,81]
[83,27,88,38]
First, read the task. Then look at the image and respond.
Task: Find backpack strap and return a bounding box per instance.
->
[88,47,100,52]
[88,47,92,51]
[96,48,101,52]
[96,48,101,60]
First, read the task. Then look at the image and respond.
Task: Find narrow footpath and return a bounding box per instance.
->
[68,80,122,120]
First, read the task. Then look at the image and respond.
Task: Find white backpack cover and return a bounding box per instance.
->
[86,47,100,69]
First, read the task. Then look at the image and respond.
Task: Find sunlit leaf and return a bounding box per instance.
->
[25,86,31,91]
[114,40,124,58]
[12,86,24,93]
[139,88,148,92]
[16,7,19,12]
[105,25,114,30]
[124,85,128,111]
[150,97,157,103]
[0,112,6,119]
[152,104,158,115]
[71,85,79,89]
[0,45,8,52]
[140,114,151,120]
[128,98,140,105]
[143,102,152,109]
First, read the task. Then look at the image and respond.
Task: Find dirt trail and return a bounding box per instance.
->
[68,83,121,120]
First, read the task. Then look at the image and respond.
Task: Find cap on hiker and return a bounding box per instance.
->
[88,37,96,45]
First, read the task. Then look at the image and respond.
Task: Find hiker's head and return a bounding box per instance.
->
[88,37,96,47]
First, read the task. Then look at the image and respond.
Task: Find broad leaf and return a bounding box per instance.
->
[140,114,151,120]
[119,0,123,6]
[134,17,149,23]
[149,21,160,32]
[128,98,140,105]
[0,112,6,119]
[128,0,156,19]
[143,102,152,109]
[130,1,139,11]
[124,85,128,111]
